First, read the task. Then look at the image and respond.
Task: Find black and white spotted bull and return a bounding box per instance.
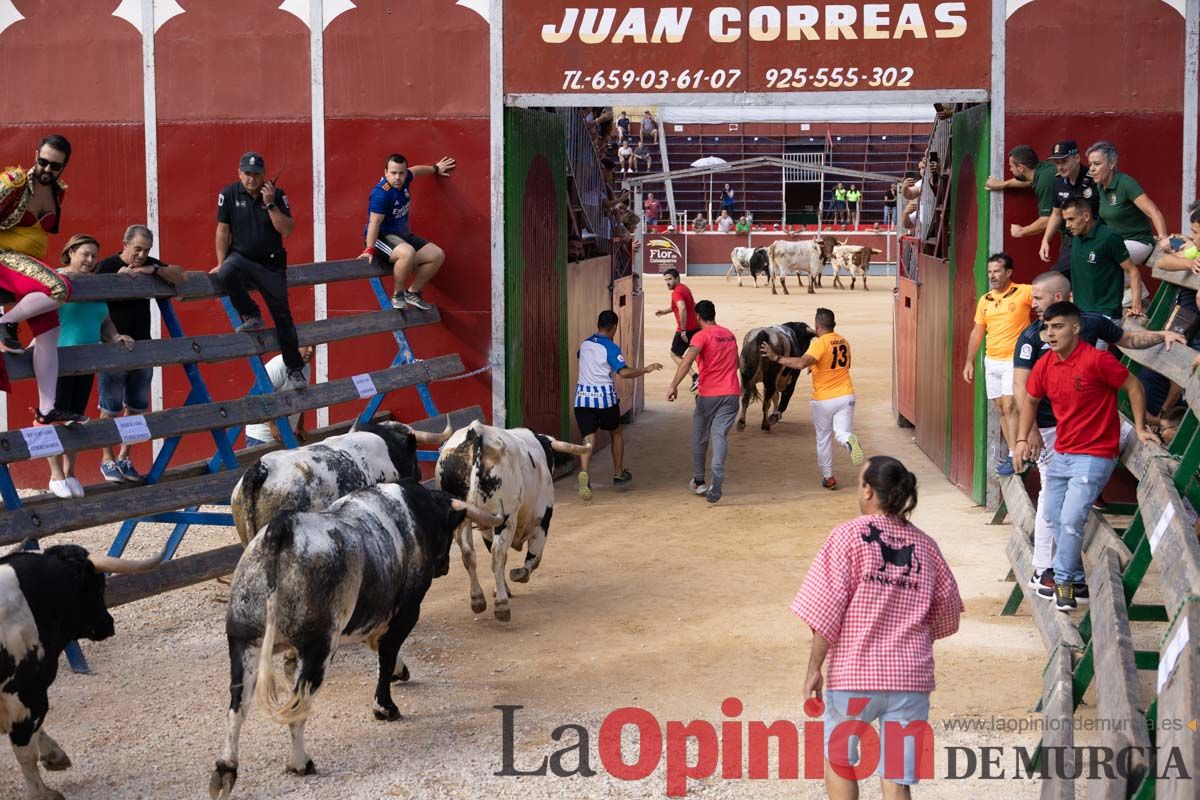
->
[765,239,821,295]
[728,246,770,287]
[230,419,451,546]
[0,544,163,800]
[737,323,817,432]
[208,482,500,800]
[434,421,590,622]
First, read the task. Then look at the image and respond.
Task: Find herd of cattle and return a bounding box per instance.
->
[0,418,590,800]
[729,237,881,294]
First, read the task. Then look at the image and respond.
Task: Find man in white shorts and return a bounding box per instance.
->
[963,253,1034,476]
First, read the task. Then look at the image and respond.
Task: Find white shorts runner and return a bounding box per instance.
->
[984,356,1014,400]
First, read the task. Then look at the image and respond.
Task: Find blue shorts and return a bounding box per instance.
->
[823,690,931,785]
[98,367,153,414]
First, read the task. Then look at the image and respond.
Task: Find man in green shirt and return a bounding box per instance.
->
[1063,197,1142,319]
[735,215,749,234]
[832,183,847,227]
[985,144,1057,243]
[846,185,862,227]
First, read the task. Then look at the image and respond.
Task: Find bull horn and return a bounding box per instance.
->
[550,439,593,456]
[451,499,503,528]
[412,418,453,445]
[88,548,167,574]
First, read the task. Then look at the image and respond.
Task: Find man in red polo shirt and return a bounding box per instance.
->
[667,300,740,504]
[655,268,700,392]
[1013,301,1157,611]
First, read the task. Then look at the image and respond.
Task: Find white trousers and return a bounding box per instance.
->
[812,394,855,479]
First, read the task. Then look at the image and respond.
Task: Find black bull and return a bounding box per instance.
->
[737,322,816,432]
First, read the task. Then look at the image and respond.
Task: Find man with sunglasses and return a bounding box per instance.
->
[0,134,87,424]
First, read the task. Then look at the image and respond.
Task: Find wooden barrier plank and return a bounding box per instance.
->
[0,355,463,462]
[105,545,243,608]
[1086,549,1151,799]
[1121,319,1200,421]
[1135,461,1200,612]
[1152,263,1200,293]
[1155,599,1200,800]
[1083,511,1133,571]
[2,307,438,381]
[1007,529,1085,652]
[1120,429,1176,482]
[999,474,1036,539]
[1040,646,1076,800]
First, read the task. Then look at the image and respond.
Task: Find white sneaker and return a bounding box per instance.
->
[49,480,73,499]
[66,477,85,498]
[688,479,709,495]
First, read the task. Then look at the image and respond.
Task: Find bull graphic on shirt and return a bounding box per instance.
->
[862,524,921,576]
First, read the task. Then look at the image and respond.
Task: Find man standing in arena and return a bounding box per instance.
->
[655,269,700,393]
[1012,272,1180,593]
[761,307,862,490]
[1038,140,1099,277]
[668,300,740,504]
[1013,301,1158,611]
[962,253,1033,476]
[359,152,456,310]
[574,310,662,500]
[985,144,1057,246]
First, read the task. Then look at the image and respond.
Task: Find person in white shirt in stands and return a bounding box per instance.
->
[716,209,735,233]
[618,139,635,174]
[244,346,315,447]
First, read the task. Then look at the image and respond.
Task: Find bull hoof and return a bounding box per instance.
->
[767,412,781,425]
[736,420,746,432]
[494,605,511,622]
[390,664,411,683]
[209,761,238,800]
[286,759,317,776]
[373,703,403,722]
[510,567,530,583]
[470,596,487,614]
[761,422,771,432]
[40,750,71,771]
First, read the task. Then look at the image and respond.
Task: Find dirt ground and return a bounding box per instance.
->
[3,276,1058,799]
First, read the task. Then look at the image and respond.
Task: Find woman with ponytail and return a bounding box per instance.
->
[790,455,963,795]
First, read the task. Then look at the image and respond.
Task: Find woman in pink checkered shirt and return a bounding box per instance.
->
[791,455,963,797]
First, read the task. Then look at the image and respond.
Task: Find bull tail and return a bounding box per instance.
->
[253,517,315,725]
[739,331,770,403]
[465,421,485,511]
[232,460,270,547]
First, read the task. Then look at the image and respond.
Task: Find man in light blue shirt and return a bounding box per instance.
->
[574,309,661,500]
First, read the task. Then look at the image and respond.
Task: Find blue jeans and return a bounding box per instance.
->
[1040,452,1117,584]
[98,367,153,414]
[883,204,894,226]
[823,690,932,785]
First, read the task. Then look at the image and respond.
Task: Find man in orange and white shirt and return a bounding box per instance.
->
[962,253,1034,476]
[762,307,862,490]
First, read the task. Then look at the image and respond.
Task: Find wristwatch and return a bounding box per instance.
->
[266,202,276,210]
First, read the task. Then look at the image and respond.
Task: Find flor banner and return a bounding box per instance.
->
[504,1,990,95]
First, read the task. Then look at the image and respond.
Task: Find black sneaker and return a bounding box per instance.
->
[1054,583,1076,612]
[1029,569,1055,592]
[0,322,23,354]
[34,407,88,426]
[404,290,433,311]
[235,315,265,333]
[613,469,632,486]
[286,369,308,390]
[690,373,699,393]
[390,293,408,310]
[1073,582,1090,605]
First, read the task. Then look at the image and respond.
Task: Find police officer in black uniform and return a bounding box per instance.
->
[212,151,306,388]
[1038,140,1099,279]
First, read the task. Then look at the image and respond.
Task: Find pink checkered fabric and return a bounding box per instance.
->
[790,514,963,692]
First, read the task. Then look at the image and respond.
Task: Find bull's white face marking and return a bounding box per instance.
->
[0,565,41,664]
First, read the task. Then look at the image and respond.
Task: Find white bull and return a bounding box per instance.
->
[831,245,883,290]
[766,239,821,295]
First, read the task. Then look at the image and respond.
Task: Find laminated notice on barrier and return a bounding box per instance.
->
[1157,616,1190,693]
[21,426,63,457]
[114,415,152,444]
[352,373,378,399]
[1148,504,1176,554]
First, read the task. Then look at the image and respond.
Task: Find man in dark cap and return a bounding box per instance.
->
[211,151,305,388]
[1037,140,1099,279]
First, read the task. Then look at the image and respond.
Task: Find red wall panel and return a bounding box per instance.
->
[949,156,979,493]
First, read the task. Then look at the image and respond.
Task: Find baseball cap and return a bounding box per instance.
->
[1048,141,1078,160]
[239,152,266,174]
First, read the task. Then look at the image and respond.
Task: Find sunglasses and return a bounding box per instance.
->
[36,157,65,172]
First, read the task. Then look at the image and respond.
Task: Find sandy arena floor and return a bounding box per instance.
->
[2,276,1058,799]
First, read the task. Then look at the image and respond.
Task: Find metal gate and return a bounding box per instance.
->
[783,152,826,182]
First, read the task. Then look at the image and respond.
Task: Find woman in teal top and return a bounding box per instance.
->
[46,235,134,498]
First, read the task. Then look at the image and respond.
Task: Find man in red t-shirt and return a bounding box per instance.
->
[1013,301,1157,611]
[643,192,661,227]
[668,299,740,504]
[654,268,700,392]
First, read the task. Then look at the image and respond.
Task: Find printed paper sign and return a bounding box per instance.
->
[1158,617,1190,693]
[1148,505,1176,554]
[20,426,64,458]
[352,373,378,399]
[114,415,152,444]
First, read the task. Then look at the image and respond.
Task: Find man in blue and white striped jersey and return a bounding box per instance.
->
[574,309,662,500]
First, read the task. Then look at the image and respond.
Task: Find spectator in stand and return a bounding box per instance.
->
[1141,202,1200,417]
[95,224,187,483]
[615,110,631,143]
[1014,301,1158,611]
[633,141,653,172]
[716,209,735,233]
[1086,140,1169,310]
[962,254,1034,477]
[1062,196,1143,319]
[655,268,700,393]
[640,110,658,144]
[1038,140,1099,277]
[791,455,962,795]
[574,309,662,500]
[986,145,1057,252]
[359,151,456,311]
[745,210,754,227]
[244,346,316,448]
[46,235,136,498]
[882,183,897,227]
[846,185,862,228]
[1012,271,1178,594]
[832,182,847,227]
[643,193,661,228]
[721,183,735,220]
[736,215,750,234]
[618,139,635,174]
[693,213,708,233]
[667,300,740,504]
